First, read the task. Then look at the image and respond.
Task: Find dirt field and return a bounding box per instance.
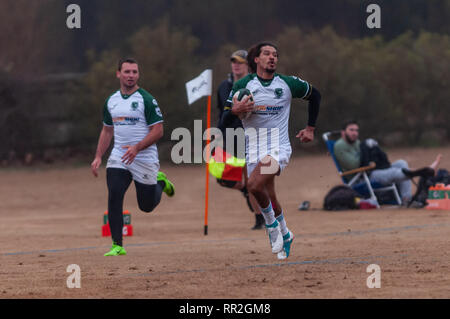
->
[1,147,450,299]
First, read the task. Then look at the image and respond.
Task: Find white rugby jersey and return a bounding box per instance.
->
[225,73,311,162]
[103,88,163,163]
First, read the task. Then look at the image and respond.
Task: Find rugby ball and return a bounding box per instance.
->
[233,88,254,120]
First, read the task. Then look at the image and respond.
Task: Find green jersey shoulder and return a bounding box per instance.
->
[137,88,163,126]
[276,73,311,99]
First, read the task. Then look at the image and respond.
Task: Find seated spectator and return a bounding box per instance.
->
[334,120,441,204]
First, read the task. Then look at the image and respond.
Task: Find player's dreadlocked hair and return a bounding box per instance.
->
[247,42,278,73]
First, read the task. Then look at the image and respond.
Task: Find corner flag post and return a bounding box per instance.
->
[204,94,212,235]
[185,69,213,235]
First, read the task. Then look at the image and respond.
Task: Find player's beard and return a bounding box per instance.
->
[265,63,276,74]
[344,132,357,144]
[123,79,137,90]
[265,60,276,74]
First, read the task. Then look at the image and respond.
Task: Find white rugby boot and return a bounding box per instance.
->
[265,220,284,254]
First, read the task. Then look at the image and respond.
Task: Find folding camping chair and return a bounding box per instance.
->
[322,131,402,208]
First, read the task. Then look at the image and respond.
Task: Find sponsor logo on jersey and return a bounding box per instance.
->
[113,117,140,125]
[254,105,283,112]
[131,101,139,110]
[253,104,284,115]
[155,106,162,117]
[152,98,158,106]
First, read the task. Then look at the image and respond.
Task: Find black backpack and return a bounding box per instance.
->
[410,169,450,207]
[323,185,359,211]
[360,139,391,170]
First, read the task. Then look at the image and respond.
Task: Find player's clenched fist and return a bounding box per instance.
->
[296,126,315,143]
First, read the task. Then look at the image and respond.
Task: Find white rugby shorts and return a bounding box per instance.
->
[246,145,292,177]
[106,154,159,185]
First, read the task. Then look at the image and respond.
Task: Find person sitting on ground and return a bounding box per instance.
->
[334,120,441,205]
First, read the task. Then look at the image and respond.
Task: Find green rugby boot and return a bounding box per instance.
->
[157,171,175,197]
[104,244,127,256]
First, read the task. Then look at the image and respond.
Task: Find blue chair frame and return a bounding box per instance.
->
[323,131,402,207]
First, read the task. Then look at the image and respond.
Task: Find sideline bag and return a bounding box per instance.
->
[323,185,359,211]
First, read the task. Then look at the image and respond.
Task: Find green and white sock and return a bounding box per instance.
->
[276,211,289,237]
[260,202,276,226]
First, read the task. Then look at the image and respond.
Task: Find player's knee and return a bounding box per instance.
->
[139,206,155,214]
[138,202,156,213]
[247,179,263,196]
[396,159,409,169]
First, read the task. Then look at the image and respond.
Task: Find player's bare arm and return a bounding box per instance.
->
[121,122,163,165]
[91,125,114,177]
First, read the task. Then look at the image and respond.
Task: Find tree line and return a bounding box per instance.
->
[0,1,449,164]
